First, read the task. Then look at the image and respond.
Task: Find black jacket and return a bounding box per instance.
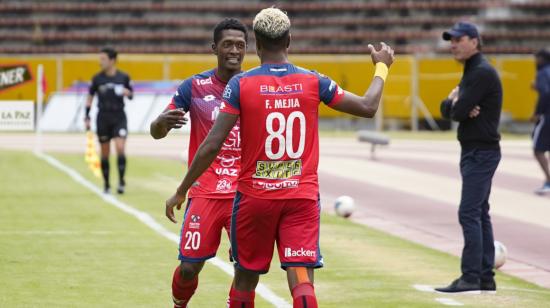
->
[440,53,502,150]
[534,63,550,116]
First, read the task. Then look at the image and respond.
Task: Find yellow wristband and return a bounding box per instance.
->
[374,62,389,82]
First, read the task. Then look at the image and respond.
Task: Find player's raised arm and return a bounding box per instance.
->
[331,42,395,118]
[165,112,238,223]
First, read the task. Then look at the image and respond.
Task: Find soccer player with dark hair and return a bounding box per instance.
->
[165,8,394,307]
[531,47,550,195]
[150,18,248,307]
[85,47,133,194]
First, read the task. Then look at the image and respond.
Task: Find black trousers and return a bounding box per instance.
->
[458,148,501,283]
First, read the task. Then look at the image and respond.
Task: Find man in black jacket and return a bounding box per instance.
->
[436,22,502,294]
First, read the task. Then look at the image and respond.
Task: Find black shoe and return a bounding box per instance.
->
[481,279,497,294]
[117,184,125,195]
[435,278,481,294]
[103,185,111,194]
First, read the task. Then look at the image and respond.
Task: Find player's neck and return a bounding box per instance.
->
[216,68,239,83]
[260,52,289,65]
[104,67,117,76]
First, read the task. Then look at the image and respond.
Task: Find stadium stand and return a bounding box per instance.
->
[1,0,550,54]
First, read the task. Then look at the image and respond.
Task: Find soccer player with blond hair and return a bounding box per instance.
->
[166,8,394,307]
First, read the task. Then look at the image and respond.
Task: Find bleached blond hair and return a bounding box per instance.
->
[253,7,291,39]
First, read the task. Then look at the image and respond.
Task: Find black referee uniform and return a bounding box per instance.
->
[89,70,133,143]
[89,69,133,193]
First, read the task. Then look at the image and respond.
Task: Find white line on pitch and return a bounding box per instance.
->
[35,151,291,308]
[435,298,464,306]
[412,285,465,306]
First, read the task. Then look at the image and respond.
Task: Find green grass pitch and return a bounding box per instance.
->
[1,150,549,307]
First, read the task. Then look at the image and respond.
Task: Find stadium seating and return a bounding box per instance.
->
[1,0,549,54]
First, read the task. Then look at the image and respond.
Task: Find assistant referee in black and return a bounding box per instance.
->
[436,22,502,294]
[84,47,133,194]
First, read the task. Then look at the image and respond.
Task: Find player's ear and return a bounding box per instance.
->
[212,43,218,55]
[286,33,291,49]
[255,40,262,57]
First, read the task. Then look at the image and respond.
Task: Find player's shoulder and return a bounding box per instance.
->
[538,65,550,79]
[91,71,104,81]
[116,70,130,79]
[292,64,320,77]
[191,68,217,82]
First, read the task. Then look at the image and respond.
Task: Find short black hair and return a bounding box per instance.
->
[100,47,117,60]
[213,18,248,44]
[536,47,550,63]
[255,30,290,52]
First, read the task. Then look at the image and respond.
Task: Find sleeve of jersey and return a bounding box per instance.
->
[318,73,345,107]
[171,78,192,112]
[125,75,134,100]
[88,76,97,96]
[220,76,241,115]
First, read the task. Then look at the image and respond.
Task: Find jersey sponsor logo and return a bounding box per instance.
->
[284,247,316,258]
[222,126,241,151]
[217,154,240,168]
[216,179,232,192]
[222,86,232,99]
[0,64,33,92]
[215,168,238,176]
[259,83,303,95]
[252,179,299,190]
[196,77,213,86]
[254,159,302,179]
[189,215,201,229]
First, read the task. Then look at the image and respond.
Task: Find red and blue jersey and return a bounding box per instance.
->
[220,63,344,200]
[169,69,241,199]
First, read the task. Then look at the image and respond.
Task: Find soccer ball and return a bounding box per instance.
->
[334,195,355,218]
[494,241,508,269]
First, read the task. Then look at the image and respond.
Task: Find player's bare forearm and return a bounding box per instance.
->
[332,79,384,118]
[175,112,238,195]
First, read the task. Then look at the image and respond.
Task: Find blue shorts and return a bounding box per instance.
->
[533,115,550,152]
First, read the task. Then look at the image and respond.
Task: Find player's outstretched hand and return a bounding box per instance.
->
[159,109,188,130]
[368,42,395,68]
[165,191,186,223]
